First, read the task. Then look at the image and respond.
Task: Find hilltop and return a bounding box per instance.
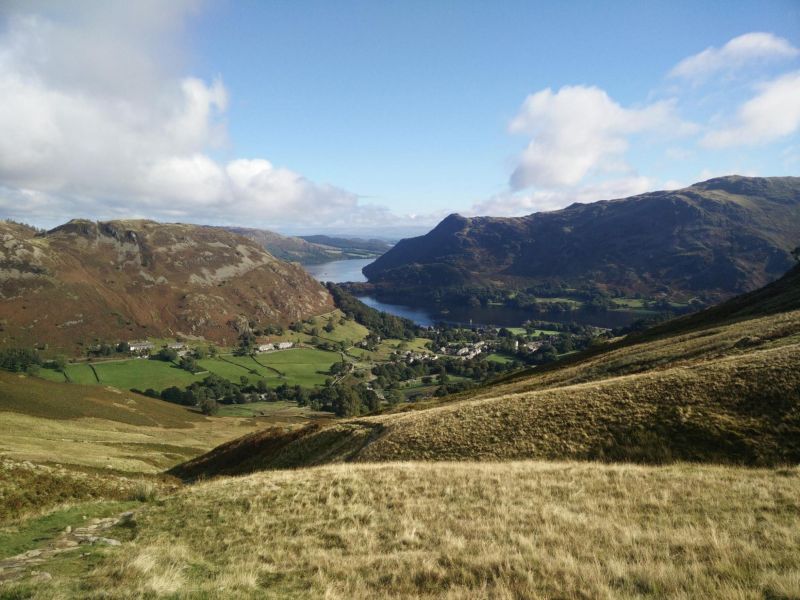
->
[226,227,391,264]
[0,219,332,353]
[172,262,800,478]
[363,176,800,303]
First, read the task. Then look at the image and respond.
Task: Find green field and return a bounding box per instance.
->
[506,326,559,336]
[216,400,331,421]
[486,352,514,364]
[64,363,100,385]
[255,348,341,386]
[197,356,271,383]
[303,310,370,344]
[32,348,341,393]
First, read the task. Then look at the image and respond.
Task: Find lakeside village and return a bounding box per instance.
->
[2,290,613,417]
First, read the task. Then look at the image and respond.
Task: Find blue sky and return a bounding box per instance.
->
[0,0,798,235]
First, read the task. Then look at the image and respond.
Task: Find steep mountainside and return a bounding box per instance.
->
[172,263,800,479]
[0,220,332,352]
[363,176,800,301]
[227,228,391,264]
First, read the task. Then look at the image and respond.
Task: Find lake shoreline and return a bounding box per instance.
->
[303,258,674,329]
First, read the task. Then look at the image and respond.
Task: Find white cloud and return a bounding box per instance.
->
[508,85,690,190]
[471,175,655,217]
[0,3,384,230]
[701,71,800,148]
[670,32,799,81]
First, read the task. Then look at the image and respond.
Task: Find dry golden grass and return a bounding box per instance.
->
[0,371,269,473]
[15,461,799,599]
[465,308,800,401]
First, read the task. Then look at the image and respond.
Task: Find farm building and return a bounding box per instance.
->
[128,341,154,354]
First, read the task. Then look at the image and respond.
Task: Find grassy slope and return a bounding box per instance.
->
[0,372,262,473]
[172,266,800,478]
[19,461,799,599]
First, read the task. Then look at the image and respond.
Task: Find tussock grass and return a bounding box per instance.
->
[34,461,800,599]
[0,459,173,524]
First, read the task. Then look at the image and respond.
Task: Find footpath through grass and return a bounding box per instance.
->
[12,461,798,599]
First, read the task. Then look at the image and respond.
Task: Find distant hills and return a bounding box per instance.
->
[226,227,392,264]
[0,219,333,352]
[363,176,800,303]
[172,260,800,479]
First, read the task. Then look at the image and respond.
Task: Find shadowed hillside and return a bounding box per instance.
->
[0,219,333,352]
[172,263,800,478]
[363,176,800,303]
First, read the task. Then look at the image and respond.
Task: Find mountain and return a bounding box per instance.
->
[226,228,391,264]
[0,219,333,352]
[299,235,393,256]
[171,261,800,479]
[363,176,800,302]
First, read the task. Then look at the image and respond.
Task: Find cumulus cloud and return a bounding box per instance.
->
[508,85,691,190]
[670,32,799,81]
[701,70,800,148]
[0,2,379,230]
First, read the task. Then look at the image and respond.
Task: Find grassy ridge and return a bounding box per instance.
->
[172,266,800,478]
[0,372,264,473]
[29,461,800,599]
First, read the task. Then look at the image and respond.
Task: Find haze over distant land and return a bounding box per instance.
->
[0,3,798,231]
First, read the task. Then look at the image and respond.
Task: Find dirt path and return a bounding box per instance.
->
[0,510,134,584]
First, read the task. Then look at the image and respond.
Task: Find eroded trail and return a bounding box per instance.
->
[0,510,134,584]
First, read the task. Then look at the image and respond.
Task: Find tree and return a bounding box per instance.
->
[324,318,335,333]
[179,355,198,373]
[156,348,178,362]
[53,354,67,372]
[240,375,250,387]
[208,344,218,358]
[199,398,219,416]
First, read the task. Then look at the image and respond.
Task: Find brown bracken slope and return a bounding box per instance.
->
[0,219,333,353]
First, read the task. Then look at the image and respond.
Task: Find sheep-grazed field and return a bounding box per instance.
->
[4,461,798,599]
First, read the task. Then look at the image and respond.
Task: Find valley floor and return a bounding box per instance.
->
[4,460,798,599]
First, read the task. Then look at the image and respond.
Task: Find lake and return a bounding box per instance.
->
[303,258,372,283]
[305,258,651,329]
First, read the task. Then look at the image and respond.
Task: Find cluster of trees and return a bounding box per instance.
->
[136,371,380,417]
[135,374,283,415]
[371,354,514,390]
[327,284,419,339]
[87,342,130,357]
[300,382,381,416]
[0,348,41,373]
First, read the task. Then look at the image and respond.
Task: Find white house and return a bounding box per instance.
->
[257,343,275,353]
[277,341,294,350]
[128,341,154,354]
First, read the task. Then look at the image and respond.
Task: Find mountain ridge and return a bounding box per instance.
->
[0,219,332,352]
[363,175,800,302]
[225,227,391,264]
